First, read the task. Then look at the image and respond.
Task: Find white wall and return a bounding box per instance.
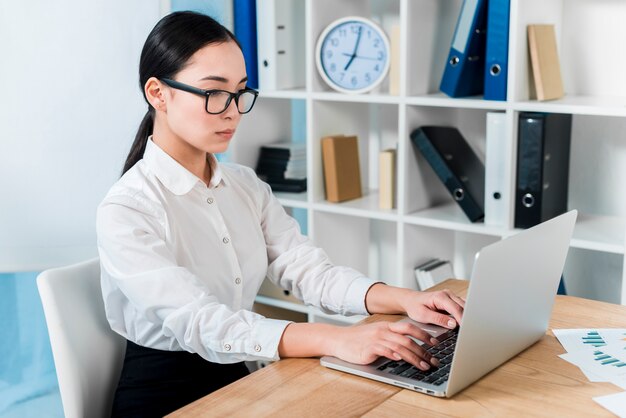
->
[0,1,162,271]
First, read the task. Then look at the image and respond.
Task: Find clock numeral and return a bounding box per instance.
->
[330,63,336,72]
[338,28,346,37]
[339,72,345,81]
[325,50,333,59]
[351,25,360,34]
[377,51,384,60]
[374,64,380,72]
[373,38,380,48]
[331,37,339,47]
[365,73,371,83]
[351,76,357,86]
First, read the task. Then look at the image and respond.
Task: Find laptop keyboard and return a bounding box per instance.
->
[376,328,459,387]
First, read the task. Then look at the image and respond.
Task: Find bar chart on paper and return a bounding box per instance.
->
[593,351,626,368]
[582,331,607,348]
[560,344,626,387]
[554,329,626,352]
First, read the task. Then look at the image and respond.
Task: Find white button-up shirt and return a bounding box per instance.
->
[97,139,377,363]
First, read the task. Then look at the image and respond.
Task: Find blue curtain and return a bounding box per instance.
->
[0,272,58,413]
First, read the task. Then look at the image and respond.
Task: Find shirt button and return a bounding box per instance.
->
[224,344,231,351]
[254,344,261,352]
[207,197,214,204]
[223,237,230,244]
[235,277,241,285]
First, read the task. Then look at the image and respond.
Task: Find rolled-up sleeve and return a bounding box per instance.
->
[256,181,379,316]
[97,193,291,363]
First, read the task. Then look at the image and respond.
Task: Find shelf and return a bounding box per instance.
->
[254,295,309,315]
[310,91,401,104]
[312,191,398,221]
[405,93,508,110]
[241,0,626,308]
[310,308,366,325]
[404,95,626,116]
[404,203,505,237]
[406,204,625,255]
[254,295,366,325]
[501,213,626,255]
[258,88,308,100]
[275,191,308,209]
[568,213,625,254]
[513,96,626,117]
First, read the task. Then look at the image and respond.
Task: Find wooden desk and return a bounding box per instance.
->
[168,280,626,417]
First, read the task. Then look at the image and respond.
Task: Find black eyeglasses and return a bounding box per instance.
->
[160,78,259,114]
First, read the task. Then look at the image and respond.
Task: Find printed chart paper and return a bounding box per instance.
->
[593,391,626,418]
[553,329,626,352]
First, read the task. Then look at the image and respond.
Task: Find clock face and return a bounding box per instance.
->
[316,17,390,93]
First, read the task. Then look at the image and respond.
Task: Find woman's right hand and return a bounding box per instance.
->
[328,320,440,371]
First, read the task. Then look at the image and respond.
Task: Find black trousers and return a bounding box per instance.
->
[112,340,250,418]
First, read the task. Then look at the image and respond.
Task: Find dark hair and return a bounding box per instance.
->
[122,11,240,175]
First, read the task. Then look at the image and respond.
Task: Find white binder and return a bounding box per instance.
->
[484,112,508,227]
[256,0,305,91]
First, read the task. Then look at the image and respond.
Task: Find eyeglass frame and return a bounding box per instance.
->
[159,78,259,115]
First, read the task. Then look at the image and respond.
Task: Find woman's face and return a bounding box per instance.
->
[162,40,247,155]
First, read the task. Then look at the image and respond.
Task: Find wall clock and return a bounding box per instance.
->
[315,16,390,94]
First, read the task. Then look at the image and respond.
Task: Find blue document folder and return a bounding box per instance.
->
[439,0,488,98]
[484,0,510,101]
[234,0,258,89]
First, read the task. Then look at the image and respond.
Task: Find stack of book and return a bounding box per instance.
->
[255,141,307,193]
[414,258,455,290]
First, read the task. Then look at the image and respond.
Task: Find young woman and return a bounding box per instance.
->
[97,11,465,417]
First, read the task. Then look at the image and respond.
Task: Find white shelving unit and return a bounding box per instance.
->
[231,0,626,323]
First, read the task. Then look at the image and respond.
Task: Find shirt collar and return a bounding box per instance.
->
[143,137,226,195]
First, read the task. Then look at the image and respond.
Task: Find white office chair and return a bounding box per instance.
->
[37,258,126,418]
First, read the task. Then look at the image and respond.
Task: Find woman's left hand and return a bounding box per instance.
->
[399,289,465,329]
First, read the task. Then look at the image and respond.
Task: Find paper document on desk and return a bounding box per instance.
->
[593,392,626,418]
[553,329,626,352]
[554,328,626,390]
[560,347,626,389]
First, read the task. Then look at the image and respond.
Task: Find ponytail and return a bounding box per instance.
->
[122,109,153,175]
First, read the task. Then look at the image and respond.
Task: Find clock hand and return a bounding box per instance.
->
[342,53,379,61]
[344,54,356,71]
[352,25,363,55]
[344,26,363,71]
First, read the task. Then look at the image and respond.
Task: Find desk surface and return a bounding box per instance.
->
[168,280,626,417]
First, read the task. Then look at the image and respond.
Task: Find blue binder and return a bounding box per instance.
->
[484,0,510,101]
[234,0,258,89]
[439,0,488,98]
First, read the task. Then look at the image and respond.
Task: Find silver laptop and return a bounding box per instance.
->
[321,210,577,397]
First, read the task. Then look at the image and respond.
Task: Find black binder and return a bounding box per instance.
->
[410,126,485,222]
[515,112,572,228]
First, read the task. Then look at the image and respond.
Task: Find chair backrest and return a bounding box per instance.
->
[37,258,126,418]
